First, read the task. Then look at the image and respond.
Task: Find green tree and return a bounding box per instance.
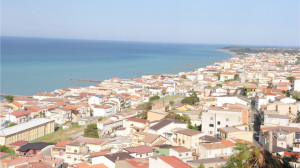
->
[84,124,99,138]
[8,122,17,127]
[165,112,191,126]
[169,100,174,105]
[198,164,205,168]
[234,74,239,80]
[150,95,160,101]
[216,84,222,87]
[290,91,300,100]
[162,89,167,96]
[4,95,14,103]
[222,144,283,168]
[214,73,221,80]
[137,102,153,120]
[0,145,13,153]
[181,92,200,105]
[287,76,295,83]
[181,74,187,79]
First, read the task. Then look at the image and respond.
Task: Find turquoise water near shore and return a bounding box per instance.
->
[1,36,232,96]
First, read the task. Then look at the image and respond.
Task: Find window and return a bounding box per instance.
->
[295,132,300,139]
[179,154,182,157]
[186,153,188,156]
[209,131,213,134]
[209,124,214,127]
[210,117,213,120]
[183,140,185,144]
[74,158,77,161]
[226,118,229,122]
[217,121,220,125]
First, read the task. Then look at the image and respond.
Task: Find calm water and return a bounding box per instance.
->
[1,36,232,96]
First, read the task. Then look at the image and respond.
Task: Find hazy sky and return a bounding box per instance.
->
[1,0,299,46]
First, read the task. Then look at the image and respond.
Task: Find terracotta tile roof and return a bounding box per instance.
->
[9,110,31,117]
[64,105,80,110]
[127,118,148,124]
[53,140,73,149]
[124,145,154,155]
[9,140,28,147]
[125,158,149,168]
[0,152,9,157]
[12,102,22,107]
[158,156,191,168]
[89,150,110,157]
[152,104,164,109]
[93,104,112,109]
[75,162,108,168]
[221,140,236,147]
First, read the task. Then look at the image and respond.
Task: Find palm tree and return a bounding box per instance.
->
[223,143,284,168]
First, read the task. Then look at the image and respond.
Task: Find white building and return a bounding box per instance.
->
[201,107,243,137]
[294,79,300,91]
[264,114,290,126]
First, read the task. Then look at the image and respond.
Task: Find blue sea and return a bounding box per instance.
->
[1,36,232,96]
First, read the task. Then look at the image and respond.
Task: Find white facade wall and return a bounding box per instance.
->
[294,79,300,91]
[201,111,243,137]
[216,97,249,107]
[92,156,114,168]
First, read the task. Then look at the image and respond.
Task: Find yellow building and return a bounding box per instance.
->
[0,118,55,145]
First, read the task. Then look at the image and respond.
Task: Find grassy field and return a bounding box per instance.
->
[150,95,181,104]
[35,124,85,143]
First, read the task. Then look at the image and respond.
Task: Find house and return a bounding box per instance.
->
[123,145,154,158]
[76,136,110,152]
[149,156,191,168]
[220,73,235,82]
[115,158,149,168]
[123,118,149,135]
[187,157,229,168]
[0,115,6,128]
[17,142,54,156]
[8,140,28,154]
[201,107,244,137]
[0,155,64,168]
[52,140,73,159]
[88,95,105,105]
[45,107,72,124]
[91,104,116,117]
[263,114,289,126]
[218,124,253,143]
[92,152,134,168]
[64,141,88,165]
[135,132,165,147]
[147,109,168,122]
[148,119,187,135]
[0,118,55,145]
[216,95,250,107]
[5,110,31,124]
[173,129,204,150]
[196,140,236,159]
[78,116,98,126]
[169,146,193,162]
[75,162,108,168]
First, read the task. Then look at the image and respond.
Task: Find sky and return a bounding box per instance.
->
[1,0,299,47]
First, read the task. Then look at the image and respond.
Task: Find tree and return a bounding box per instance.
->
[234,74,239,80]
[181,74,187,79]
[150,95,160,101]
[282,155,298,168]
[165,112,191,126]
[4,95,14,103]
[0,145,13,153]
[198,164,205,168]
[181,92,200,105]
[222,144,283,168]
[162,89,167,96]
[137,102,153,120]
[286,76,295,83]
[8,122,17,127]
[84,124,99,138]
[290,91,300,100]
[169,100,174,105]
[214,73,221,80]
[216,84,222,87]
